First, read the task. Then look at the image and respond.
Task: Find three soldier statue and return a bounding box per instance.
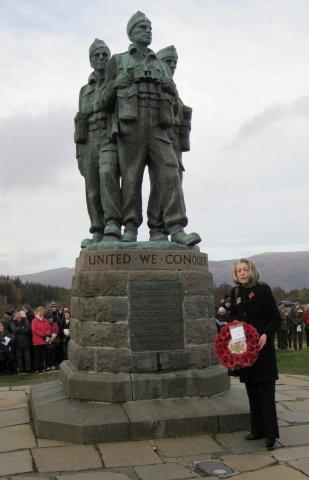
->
[74,11,201,248]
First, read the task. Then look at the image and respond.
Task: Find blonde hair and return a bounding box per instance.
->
[35,306,45,316]
[232,258,260,285]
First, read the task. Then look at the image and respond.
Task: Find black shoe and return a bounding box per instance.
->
[244,433,264,441]
[266,439,278,451]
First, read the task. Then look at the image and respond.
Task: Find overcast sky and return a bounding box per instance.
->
[0,0,308,275]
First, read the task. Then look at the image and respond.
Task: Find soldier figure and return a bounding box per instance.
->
[75,39,120,247]
[101,11,200,245]
[147,45,192,241]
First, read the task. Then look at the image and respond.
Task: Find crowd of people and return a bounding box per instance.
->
[215,295,309,350]
[0,301,71,375]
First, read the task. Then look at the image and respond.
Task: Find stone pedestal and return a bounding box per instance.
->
[29,243,245,444]
[63,243,228,401]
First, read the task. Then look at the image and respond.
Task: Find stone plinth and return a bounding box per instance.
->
[30,242,235,444]
[63,243,228,401]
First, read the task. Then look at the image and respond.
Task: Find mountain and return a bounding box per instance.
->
[15,267,74,289]
[209,251,309,290]
[12,251,309,291]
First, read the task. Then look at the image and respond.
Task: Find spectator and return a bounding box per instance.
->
[11,310,32,374]
[45,313,60,371]
[0,321,15,374]
[60,310,71,361]
[277,304,288,350]
[49,301,62,323]
[215,306,228,332]
[32,307,51,373]
[304,308,309,348]
[22,305,35,325]
[291,302,304,350]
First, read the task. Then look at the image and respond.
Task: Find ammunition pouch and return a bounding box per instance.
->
[117,85,138,122]
[179,106,192,152]
[158,93,175,129]
[74,112,88,144]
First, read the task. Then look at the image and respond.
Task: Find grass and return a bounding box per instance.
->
[276,347,309,375]
[0,371,58,385]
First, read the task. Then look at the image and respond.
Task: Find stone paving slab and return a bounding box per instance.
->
[98,440,162,467]
[279,424,309,446]
[37,438,75,447]
[57,473,132,480]
[134,462,198,480]
[0,390,27,410]
[284,388,309,399]
[0,449,33,476]
[215,431,265,453]
[11,385,31,392]
[278,410,309,424]
[0,407,29,427]
[275,392,295,401]
[282,399,309,413]
[154,434,223,457]
[228,464,308,479]
[0,424,36,452]
[13,477,53,480]
[271,444,309,461]
[32,445,103,472]
[277,376,309,387]
[222,453,277,472]
[288,458,309,476]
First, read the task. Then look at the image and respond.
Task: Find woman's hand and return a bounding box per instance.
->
[258,333,267,351]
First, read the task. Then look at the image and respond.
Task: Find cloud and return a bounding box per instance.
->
[0,109,74,191]
[230,96,309,148]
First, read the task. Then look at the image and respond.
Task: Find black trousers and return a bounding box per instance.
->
[245,381,279,440]
[15,347,31,372]
[33,345,47,372]
[306,328,309,348]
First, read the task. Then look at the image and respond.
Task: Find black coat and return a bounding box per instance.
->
[229,282,281,384]
[10,318,31,349]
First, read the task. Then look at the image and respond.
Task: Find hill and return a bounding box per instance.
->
[209,251,309,290]
[12,251,309,291]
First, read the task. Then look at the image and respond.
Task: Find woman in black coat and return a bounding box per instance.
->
[229,258,281,451]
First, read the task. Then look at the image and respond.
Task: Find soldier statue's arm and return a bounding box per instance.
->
[74,85,88,145]
[98,55,132,112]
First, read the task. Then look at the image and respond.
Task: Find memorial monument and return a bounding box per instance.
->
[30,11,250,444]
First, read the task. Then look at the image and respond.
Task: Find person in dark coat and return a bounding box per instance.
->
[11,311,32,374]
[229,258,281,451]
[60,310,71,361]
[0,321,15,374]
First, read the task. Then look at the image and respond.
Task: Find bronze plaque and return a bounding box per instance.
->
[130,281,184,352]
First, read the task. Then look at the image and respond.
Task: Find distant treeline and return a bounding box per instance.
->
[214,283,309,306]
[0,276,71,315]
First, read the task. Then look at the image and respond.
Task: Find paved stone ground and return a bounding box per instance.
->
[0,373,309,478]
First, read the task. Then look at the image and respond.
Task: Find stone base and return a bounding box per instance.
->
[29,380,250,444]
[60,360,230,402]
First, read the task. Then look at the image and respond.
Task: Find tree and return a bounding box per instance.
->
[272,287,286,304]
[214,283,233,308]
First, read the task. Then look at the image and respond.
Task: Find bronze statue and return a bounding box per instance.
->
[75,39,120,247]
[100,11,200,245]
[147,45,192,240]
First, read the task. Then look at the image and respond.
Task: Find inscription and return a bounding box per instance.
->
[78,250,208,271]
[129,281,184,352]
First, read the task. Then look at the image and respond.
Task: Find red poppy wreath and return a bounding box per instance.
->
[215,320,260,370]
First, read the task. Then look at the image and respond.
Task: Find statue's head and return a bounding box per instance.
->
[89,39,111,74]
[157,45,178,76]
[127,11,152,47]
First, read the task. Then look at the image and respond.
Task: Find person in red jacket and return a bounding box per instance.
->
[32,307,51,373]
[304,308,309,348]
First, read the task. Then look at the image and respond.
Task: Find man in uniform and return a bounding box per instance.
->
[101,11,200,245]
[74,39,121,247]
[147,45,192,241]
